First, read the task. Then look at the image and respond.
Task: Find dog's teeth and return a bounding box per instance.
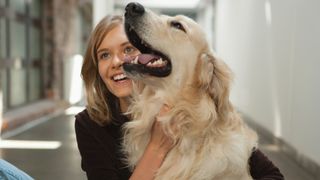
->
[157,58,163,64]
[132,56,138,64]
[152,58,161,65]
[146,58,168,67]
[134,56,139,64]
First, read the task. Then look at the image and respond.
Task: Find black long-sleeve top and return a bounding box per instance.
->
[75,109,284,180]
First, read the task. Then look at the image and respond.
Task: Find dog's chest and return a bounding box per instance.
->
[154,132,254,180]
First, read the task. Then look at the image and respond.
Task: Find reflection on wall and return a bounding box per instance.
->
[215,0,320,167]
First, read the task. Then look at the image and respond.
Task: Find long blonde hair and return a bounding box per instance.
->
[81,15,123,125]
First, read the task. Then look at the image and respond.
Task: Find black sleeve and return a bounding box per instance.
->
[249,149,284,180]
[74,114,120,180]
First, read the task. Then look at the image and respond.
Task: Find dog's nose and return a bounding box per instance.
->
[125,2,145,17]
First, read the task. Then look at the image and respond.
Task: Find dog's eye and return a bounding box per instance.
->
[170,21,186,33]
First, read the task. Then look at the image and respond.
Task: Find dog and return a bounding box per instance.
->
[122,2,258,180]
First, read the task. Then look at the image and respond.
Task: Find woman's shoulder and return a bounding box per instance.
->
[75,109,90,123]
[74,108,120,139]
[74,108,104,133]
[75,109,92,127]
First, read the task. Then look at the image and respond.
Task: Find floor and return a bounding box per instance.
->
[0,106,317,180]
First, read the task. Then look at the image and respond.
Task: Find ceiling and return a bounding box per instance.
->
[115,0,206,12]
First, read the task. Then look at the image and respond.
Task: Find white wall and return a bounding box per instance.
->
[93,0,114,27]
[215,0,320,164]
[196,0,214,48]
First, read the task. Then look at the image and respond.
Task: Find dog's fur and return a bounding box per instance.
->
[122,5,258,180]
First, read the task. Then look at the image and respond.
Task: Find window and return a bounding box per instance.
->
[0,0,43,111]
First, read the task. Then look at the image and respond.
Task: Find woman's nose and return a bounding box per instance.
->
[111,54,124,68]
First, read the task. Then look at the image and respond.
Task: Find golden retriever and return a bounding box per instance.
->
[122,2,258,180]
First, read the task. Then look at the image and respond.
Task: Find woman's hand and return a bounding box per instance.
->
[129,104,174,180]
[148,104,175,157]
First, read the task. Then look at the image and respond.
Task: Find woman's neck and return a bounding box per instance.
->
[119,97,130,113]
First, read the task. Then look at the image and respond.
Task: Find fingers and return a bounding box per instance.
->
[156,104,179,135]
[157,104,171,117]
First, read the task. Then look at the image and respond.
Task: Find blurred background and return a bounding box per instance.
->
[0,0,319,179]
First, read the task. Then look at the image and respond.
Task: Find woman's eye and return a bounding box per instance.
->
[99,52,110,60]
[124,46,137,54]
[170,21,186,33]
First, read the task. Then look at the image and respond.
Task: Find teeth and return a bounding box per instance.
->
[113,74,127,81]
[154,58,164,65]
[146,58,167,67]
[134,56,138,64]
[157,58,164,65]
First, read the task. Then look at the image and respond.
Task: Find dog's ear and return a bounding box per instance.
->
[198,52,233,116]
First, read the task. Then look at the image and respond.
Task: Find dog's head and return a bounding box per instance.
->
[123,2,232,104]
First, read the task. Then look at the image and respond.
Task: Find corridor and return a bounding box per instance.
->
[1,0,320,179]
[0,106,316,180]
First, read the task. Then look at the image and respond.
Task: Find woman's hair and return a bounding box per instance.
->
[81,15,123,125]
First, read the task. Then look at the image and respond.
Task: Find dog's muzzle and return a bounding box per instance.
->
[123,2,172,78]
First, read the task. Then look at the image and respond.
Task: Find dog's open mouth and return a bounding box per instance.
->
[123,24,172,77]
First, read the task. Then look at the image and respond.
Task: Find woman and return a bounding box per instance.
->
[75,15,284,180]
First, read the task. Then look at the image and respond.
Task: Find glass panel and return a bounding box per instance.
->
[30,0,40,18]
[29,67,40,101]
[0,18,5,59]
[30,26,40,59]
[10,68,27,106]
[10,0,25,14]
[1,70,7,111]
[0,0,5,7]
[10,20,26,59]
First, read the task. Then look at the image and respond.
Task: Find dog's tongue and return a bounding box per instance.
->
[124,54,160,64]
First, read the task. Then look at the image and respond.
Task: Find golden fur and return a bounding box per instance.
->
[123,8,258,180]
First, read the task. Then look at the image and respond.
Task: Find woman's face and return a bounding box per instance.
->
[97,24,139,99]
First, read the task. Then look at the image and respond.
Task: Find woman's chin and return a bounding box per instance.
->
[111,79,133,98]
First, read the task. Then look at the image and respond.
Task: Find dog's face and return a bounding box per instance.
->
[123,3,232,107]
[123,3,212,90]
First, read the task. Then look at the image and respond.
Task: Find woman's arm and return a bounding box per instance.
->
[75,116,122,180]
[249,149,284,180]
[130,105,173,180]
[75,108,173,180]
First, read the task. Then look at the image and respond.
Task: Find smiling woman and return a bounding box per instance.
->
[75,15,176,180]
[96,24,139,112]
[80,15,137,125]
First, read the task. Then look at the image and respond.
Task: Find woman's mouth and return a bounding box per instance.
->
[112,73,128,82]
